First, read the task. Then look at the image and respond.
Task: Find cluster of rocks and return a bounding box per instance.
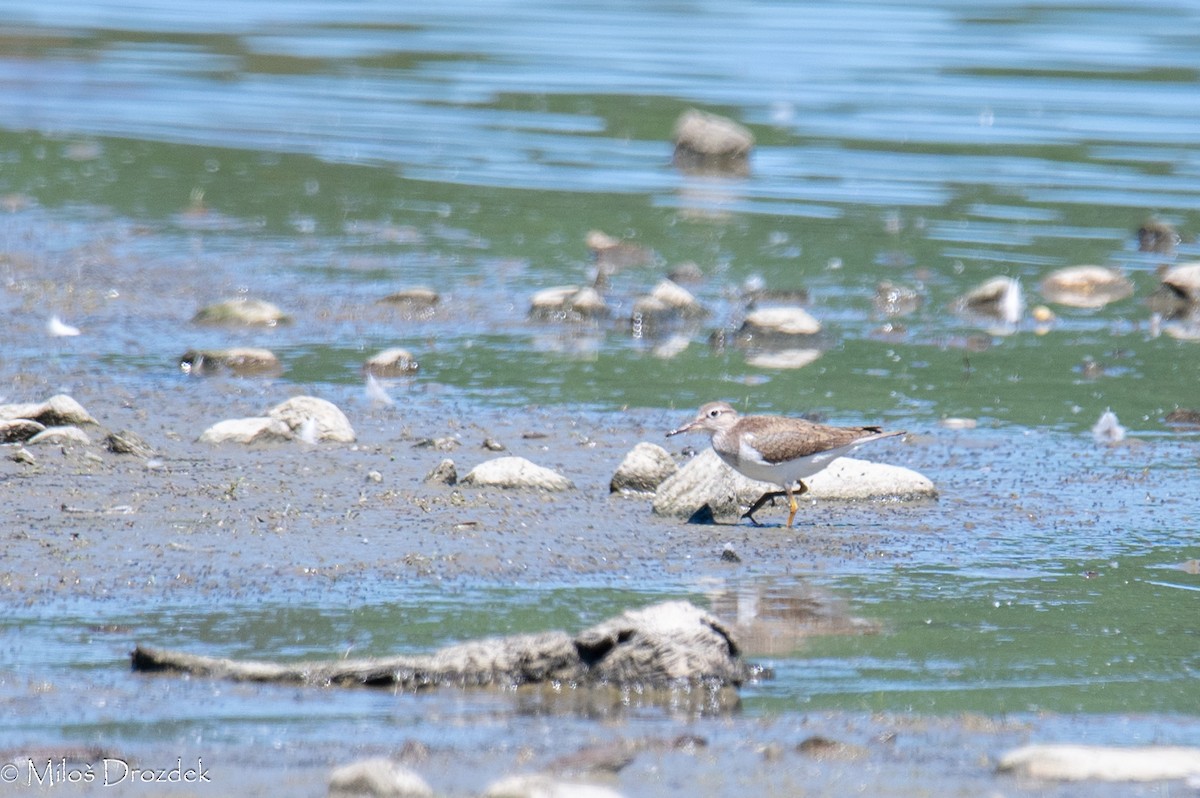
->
[0,389,935,524]
[183,296,422,379]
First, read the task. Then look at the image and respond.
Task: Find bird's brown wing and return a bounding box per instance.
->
[740,417,885,464]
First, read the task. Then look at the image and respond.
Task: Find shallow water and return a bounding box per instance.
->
[1,0,1200,791]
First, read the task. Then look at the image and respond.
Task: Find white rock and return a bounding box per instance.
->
[328,757,433,798]
[484,773,624,798]
[647,279,703,316]
[0,394,97,427]
[28,426,91,446]
[1161,262,1200,302]
[199,417,293,445]
[653,448,935,520]
[461,456,573,491]
[1039,265,1133,308]
[192,297,290,326]
[997,744,1200,782]
[364,348,419,377]
[611,442,678,495]
[740,306,821,336]
[268,396,356,443]
[672,109,754,175]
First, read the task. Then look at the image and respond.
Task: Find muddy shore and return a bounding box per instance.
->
[1,375,1192,797]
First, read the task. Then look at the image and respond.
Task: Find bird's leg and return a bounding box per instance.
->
[742,490,786,526]
[785,481,808,529]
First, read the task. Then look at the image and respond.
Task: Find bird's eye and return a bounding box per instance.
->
[708,408,721,418]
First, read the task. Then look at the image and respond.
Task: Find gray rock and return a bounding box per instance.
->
[379,286,439,309]
[610,442,677,495]
[423,458,457,485]
[461,456,573,491]
[179,347,281,377]
[327,758,433,798]
[484,774,624,798]
[1138,217,1180,254]
[9,447,36,466]
[0,419,45,443]
[576,601,747,686]
[192,297,290,326]
[363,347,420,377]
[1039,265,1133,309]
[104,430,155,458]
[268,396,356,443]
[652,448,936,521]
[28,425,91,446]
[672,109,754,175]
[199,417,294,445]
[997,744,1200,782]
[0,394,97,427]
[873,281,922,317]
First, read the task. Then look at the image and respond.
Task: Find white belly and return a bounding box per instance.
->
[716,440,865,487]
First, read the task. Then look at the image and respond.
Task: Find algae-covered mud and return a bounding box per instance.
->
[1,0,1199,795]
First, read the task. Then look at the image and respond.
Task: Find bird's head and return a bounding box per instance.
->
[666,401,740,437]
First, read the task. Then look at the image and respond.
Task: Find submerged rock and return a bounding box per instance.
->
[873,281,922,317]
[997,744,1200,782]
[587,230,654,273]
[955,276,1024,325]
[461,456,573,491]
[1148,262,1200,318]
[630,279,706,335]
[653,448,936,521]
[1137,217,1180,254]
[179,347,281,377]
[1039,265,1133,309]
[268,396,356,443]
[379,286,439,310]
[744,348,822,370]
[328,758,433,798]
[529,285,609,322]
[363,348,420,377]
[192,298,290,326]
[610,442,678,495]
[131,600,757,694]
[672,109,754,176]
[738,306,822,337]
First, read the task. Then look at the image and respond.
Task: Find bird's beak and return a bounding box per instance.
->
[666,419,695,437]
